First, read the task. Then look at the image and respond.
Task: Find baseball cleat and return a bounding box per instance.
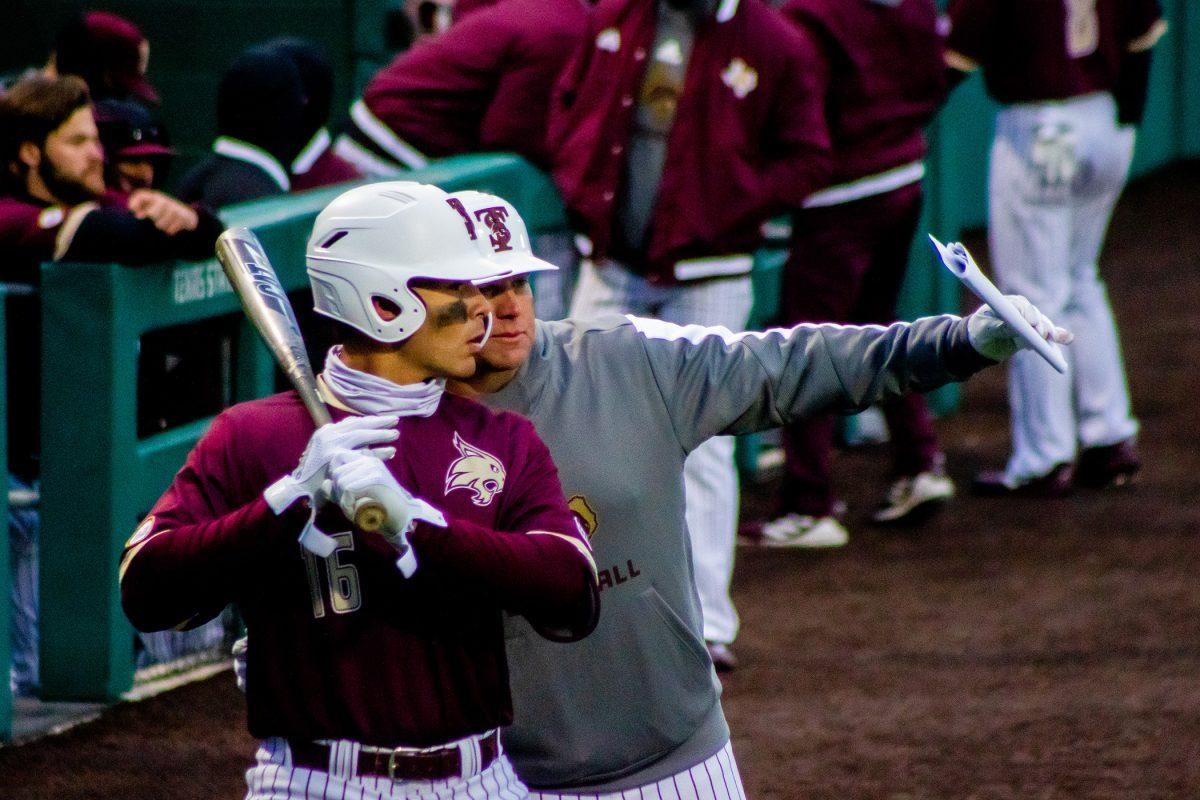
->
[971,463,1074,498]
[1075,438,1141,489]
[872,471,955,524]
[758,514,849,548]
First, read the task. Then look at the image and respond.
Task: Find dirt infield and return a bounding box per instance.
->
[2,161,1198,799]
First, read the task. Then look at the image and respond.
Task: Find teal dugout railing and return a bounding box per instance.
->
[38,155,563,702]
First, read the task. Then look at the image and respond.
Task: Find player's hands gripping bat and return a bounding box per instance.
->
[216,227,390,535]
[929,235,1072,372]
[329,452,448,577]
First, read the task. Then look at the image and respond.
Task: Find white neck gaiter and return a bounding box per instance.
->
[320,346,444,417]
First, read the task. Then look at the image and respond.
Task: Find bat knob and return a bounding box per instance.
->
[354,501,388,533]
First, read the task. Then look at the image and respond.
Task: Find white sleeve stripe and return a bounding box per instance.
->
[944,49,980,73]
[350,99,429,169]
[54,202,98,260]
[626,315,890,346]
[1128,19,1168,52]
[528,530,598,578]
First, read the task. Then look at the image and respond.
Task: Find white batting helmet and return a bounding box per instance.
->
[446,189,559,276]
[305,181,510,343]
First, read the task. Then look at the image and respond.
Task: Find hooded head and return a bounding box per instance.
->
[261,37,334,143]
[52,11,158,105]
[217,45,308,165]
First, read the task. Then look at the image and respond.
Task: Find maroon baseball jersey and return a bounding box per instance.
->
[781,0,946,185]
[946,0,1164,104]
[362,0,588,170]
[548,0,832,283]
[120,391,598,747]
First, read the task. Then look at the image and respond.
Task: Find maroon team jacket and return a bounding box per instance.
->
[548,0,833,283]
[780,0,947,187]
[362,0,589,170]
[120,391,598,747]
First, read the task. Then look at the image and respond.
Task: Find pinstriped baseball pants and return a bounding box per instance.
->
[526,741,746,800]
[245,736,528,800]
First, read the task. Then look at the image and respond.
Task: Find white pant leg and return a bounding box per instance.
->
[8,477,38,696]
[660,278,753,646]
[526,740,746,800]
[988,123,1078,481]
[568,260,658,318]
[1066,125,1140,449]
[531,232,579,322]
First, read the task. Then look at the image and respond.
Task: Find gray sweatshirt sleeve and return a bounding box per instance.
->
[629,313,995,452]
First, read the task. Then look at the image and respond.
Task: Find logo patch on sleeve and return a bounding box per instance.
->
[568,495,598,540]
[445,433,506,506]
[596,28,621,52]
[126,515,156,547]
[721,58,758,99]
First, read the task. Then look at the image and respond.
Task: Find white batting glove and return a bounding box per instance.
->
[329,453,447,578]
[967,294,1074,362]
[263,414,399,556]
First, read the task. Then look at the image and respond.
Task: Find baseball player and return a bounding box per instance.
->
[0,73,222,696]
[767,0,953,543]
[120,181,598,799]
[945,0,1167,494]
[550,0,832,672]
[335,0,588,176]
[442,190,1072,798]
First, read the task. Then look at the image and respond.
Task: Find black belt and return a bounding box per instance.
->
[288,730,499,782]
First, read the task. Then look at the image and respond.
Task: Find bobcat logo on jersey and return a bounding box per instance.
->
[445,432,506,506]
[473,206,514,252]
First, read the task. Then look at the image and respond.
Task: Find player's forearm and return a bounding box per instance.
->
[120,497,305,631]
[410,517,599,638]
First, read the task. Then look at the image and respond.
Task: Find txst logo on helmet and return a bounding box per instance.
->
[444,432,506,506]
[473,206,514,253]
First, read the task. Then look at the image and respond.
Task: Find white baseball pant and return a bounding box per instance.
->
[569,260,752,646]
[530,231,578,322]
[245,735,527,800]
[8,475,38,696]
[988,91,1140,482]
[526,741,746,800]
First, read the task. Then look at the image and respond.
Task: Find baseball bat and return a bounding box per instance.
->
[215,227,388,532]
[928,235,1069,374]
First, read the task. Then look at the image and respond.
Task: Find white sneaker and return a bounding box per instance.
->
[871,471,955,524]
[758,514,849,548]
